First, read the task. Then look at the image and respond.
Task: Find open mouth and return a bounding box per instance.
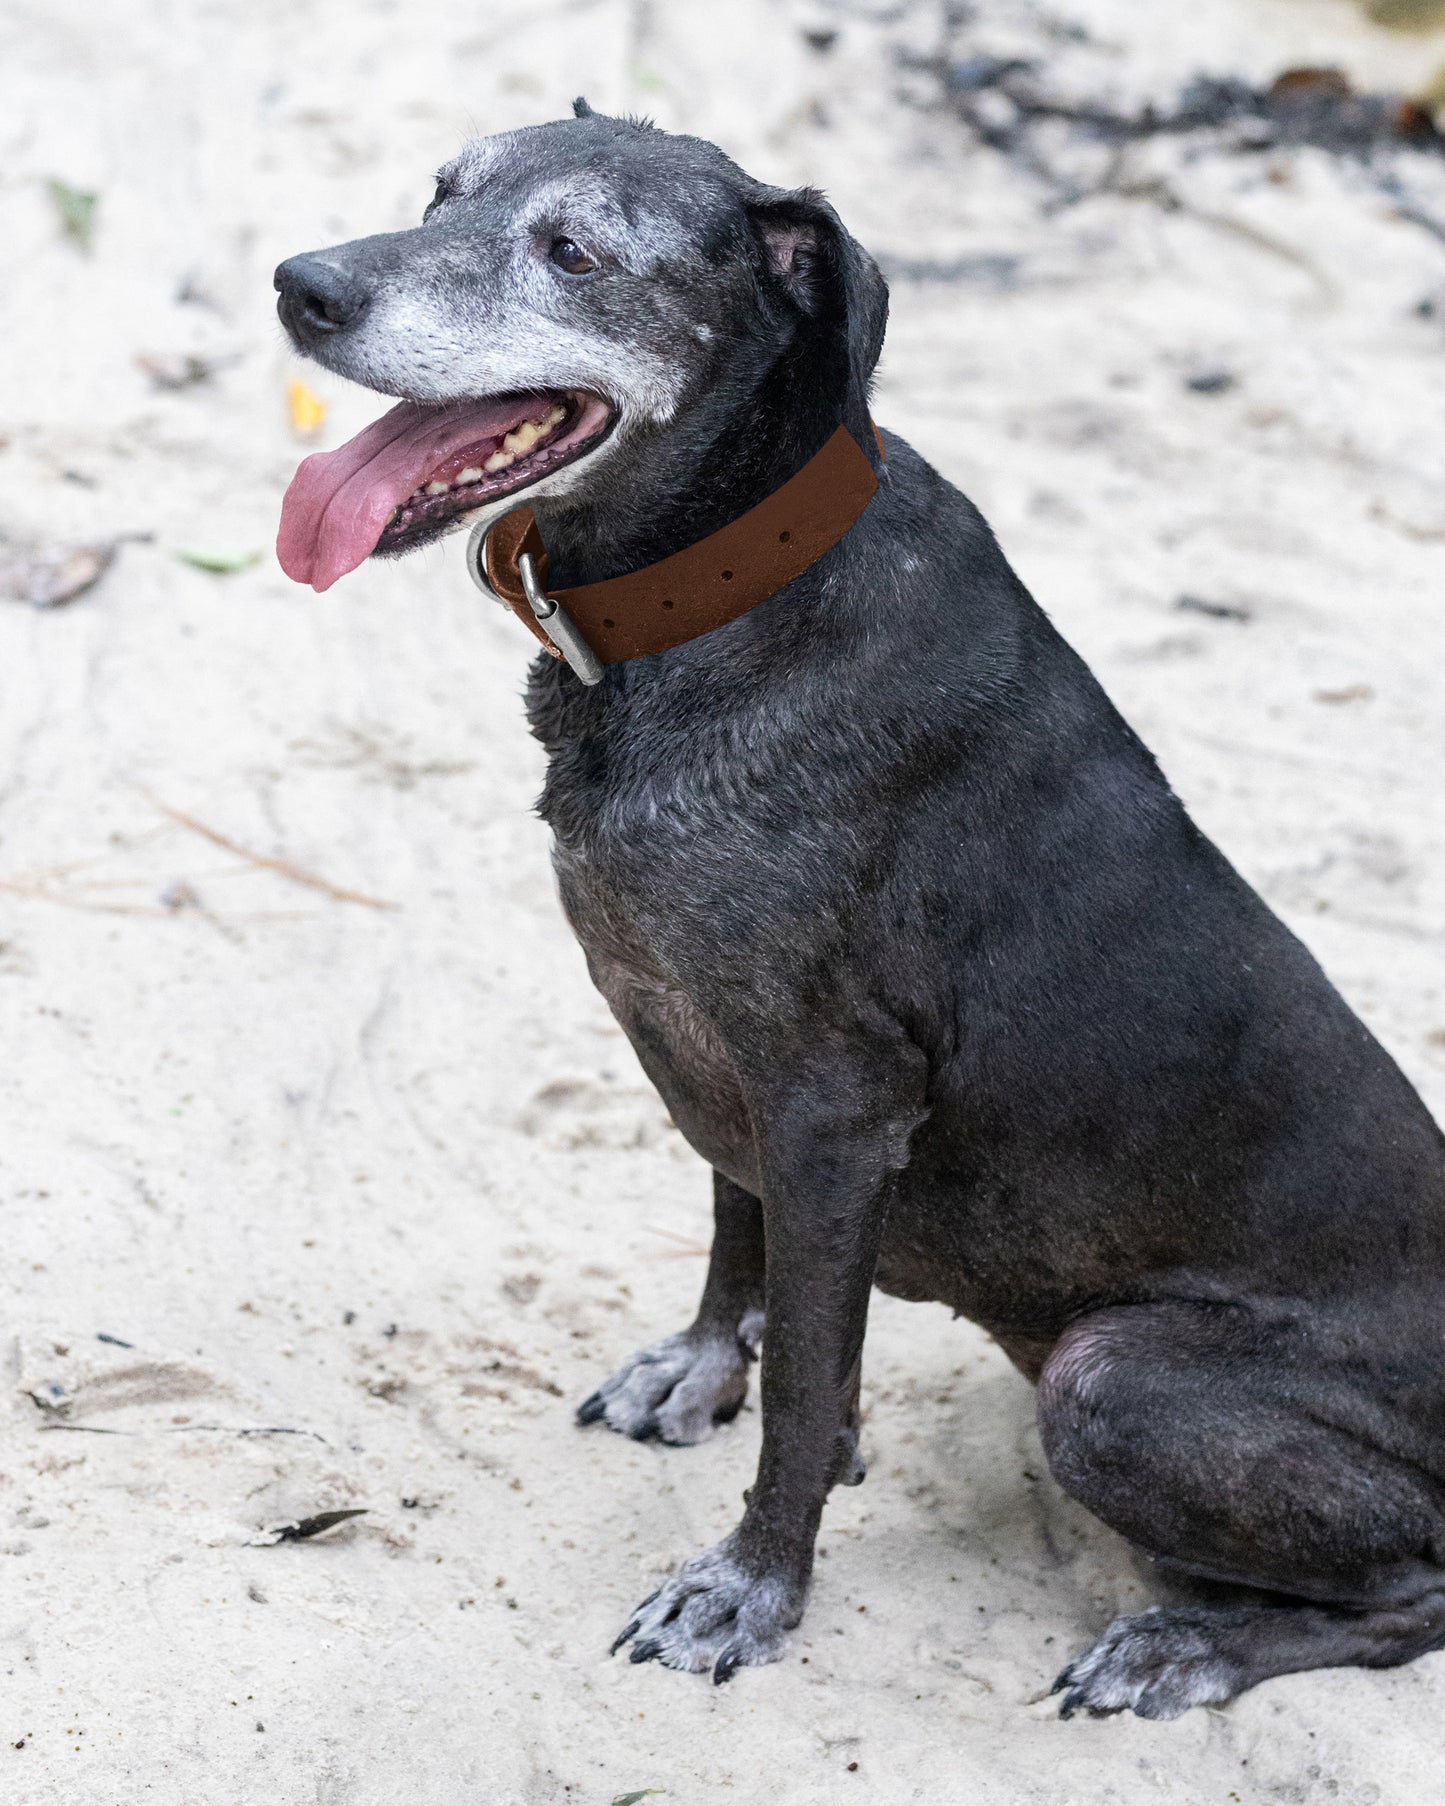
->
[276,388,614,592]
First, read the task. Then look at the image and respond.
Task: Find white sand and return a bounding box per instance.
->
[2,1,1444,1800]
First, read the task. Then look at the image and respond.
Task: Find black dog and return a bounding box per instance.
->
[274,104,1445,1717]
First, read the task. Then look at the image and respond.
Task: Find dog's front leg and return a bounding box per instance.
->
[613,1037,922,1682]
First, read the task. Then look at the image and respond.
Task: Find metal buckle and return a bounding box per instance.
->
[465,516,604,687]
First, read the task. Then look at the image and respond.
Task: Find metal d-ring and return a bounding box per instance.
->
[516,552,604,686]
[464,517,603,686]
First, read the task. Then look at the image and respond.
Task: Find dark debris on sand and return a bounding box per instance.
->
[899,22,1445,234]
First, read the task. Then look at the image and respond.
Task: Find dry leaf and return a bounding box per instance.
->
[1269,68,1353,102]
[252,1509,368,1546]
[0,537,117,608]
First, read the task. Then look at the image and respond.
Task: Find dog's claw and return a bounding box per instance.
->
[610,1618,641,1656]
[609,1538,794,1678]
[1050,1608,1244,1718]
[1052,1664,1097,1718]
[1057,1686,1112,1721]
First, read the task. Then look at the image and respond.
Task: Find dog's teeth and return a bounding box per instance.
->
[488,405,567,462]
[503,420,544,455]
[410,404,568,503]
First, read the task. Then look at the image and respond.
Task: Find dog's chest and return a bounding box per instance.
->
[555,844,758,1191]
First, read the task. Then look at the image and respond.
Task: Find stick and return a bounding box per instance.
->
[643,1225,711,1258]
[0,880,172,917]
[145,794,399,911]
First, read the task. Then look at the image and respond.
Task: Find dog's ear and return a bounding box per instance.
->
[747,186,889,417]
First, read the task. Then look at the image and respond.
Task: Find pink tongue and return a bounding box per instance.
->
[276,394,547,592]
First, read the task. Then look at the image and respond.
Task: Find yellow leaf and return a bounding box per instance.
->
[287,378,328,437]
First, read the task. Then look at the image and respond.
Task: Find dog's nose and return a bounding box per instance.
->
[274,255,370,345]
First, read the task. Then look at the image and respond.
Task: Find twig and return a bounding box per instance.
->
[144,794,398,911]
[39,1420,329,1442]
[1183,203,1337,303]
[38,1422,129,1435]
[1370,502,1445,542]
[0,880,173,918]
[643,1224,711,1258]
[160,1423,330,1443]
[0,827,171,888]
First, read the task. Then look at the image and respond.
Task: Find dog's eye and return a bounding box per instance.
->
[550,237,597,276]
[426,175,455,217]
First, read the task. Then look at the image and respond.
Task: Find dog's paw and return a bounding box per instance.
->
[1052,1606,1243,1720]
[577,1317,760,1445]
[611,1536,800,1682]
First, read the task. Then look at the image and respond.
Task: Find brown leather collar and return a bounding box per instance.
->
[471,421,883,672]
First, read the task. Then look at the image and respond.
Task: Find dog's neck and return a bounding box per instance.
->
[529,338,870,590]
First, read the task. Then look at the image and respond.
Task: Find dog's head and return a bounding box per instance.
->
[274,102,887,591]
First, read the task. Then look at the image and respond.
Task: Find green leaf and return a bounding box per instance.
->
[611,1793,665,1805]
[174,549,261,575]
[46,179,98,253]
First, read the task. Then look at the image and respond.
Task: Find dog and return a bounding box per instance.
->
[274,102,1445,1718]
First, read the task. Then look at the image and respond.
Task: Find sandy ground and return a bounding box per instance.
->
[2,1,1445,1801]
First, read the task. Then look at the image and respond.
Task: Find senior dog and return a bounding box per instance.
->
[274,103,1445,1718]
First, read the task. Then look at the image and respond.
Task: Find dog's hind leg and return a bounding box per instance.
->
[1038,1301,1445,1718]
[577,1173,765,1444]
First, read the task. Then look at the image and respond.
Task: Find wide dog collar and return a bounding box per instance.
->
[465,421,883,684]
